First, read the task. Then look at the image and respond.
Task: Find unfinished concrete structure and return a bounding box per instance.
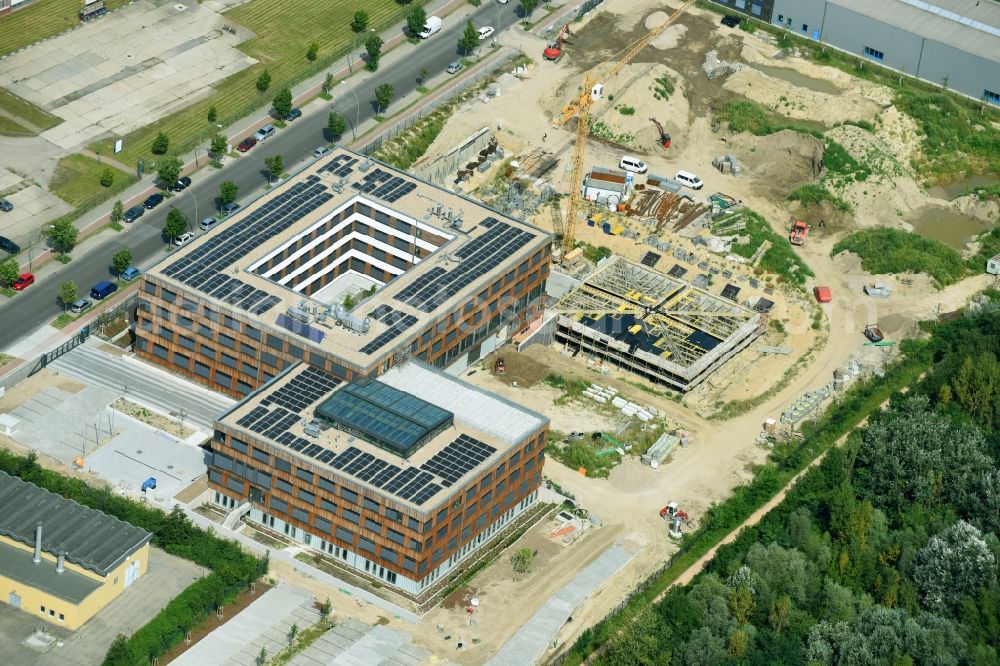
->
[553,257,764,391]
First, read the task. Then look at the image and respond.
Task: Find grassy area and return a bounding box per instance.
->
[373,111,447,170]
[545,431,620,479]
[832,227,967,287]
[0,353,14,368]
[49,154,136,208]
[787,182,852,212]
[0,0,130,57]
[0,88,62,131]
[726,209,814,288]
[0,114,32,136]
[89,0,422,169]
[718,100,823,138]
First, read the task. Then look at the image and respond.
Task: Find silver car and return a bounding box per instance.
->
[69,298,92,314]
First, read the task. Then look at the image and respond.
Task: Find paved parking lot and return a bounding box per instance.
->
[0,0,254,150]
[0,166,72,245]
[0,546,206,666]
[8,383,118,465]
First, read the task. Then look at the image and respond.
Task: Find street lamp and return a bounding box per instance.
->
[340,80,360,142]
[349,28,376,73]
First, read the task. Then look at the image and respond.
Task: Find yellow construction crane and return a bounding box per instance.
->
[555,0,697,258]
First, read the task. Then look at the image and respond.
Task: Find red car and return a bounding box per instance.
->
[237,137,257,152]
[12,272,34,291]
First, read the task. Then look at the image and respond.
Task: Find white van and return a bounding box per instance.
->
[254,124,275,142]
[418,16,442,39]
[618,156,647,174]
[675,170,704,190]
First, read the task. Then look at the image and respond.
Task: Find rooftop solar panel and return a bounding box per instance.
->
[421,434,497,487]
[268,366,340,412]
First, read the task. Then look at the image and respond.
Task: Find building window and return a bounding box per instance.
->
[59,613,64,621]
[777,13,783,22]
[40,605,45,613]
[863,46,884,61]
[984,89,1000,104]
[751,3,761,16]
[363,497,379,512]
[343,508,360,524]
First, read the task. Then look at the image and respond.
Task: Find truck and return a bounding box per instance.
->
[789,220,809,246]
[418,16,442,39]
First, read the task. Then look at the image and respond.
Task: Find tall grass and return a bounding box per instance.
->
[832,227,967,287]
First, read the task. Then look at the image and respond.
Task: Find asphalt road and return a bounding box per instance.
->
[0,2,523,352]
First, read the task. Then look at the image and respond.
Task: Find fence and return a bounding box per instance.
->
[359,49,519,156]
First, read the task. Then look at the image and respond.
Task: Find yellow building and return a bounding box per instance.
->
[0,470,153,630]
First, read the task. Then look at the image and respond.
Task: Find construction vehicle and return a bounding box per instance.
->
[650,117,672,149]
[554,0,697,258]
[789,220,809,246]
[659,501,690,522]
[863,324,884,343]
[543,23,572,61]
[494,357,506,374]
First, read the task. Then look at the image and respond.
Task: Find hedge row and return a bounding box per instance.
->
[0,451,267,665]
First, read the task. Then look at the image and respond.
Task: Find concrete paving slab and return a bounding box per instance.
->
[10,384,118,464]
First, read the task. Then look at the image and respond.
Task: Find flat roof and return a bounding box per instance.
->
[832,0,1000,64]
[149,148,546,372]
[220,361,547,513]
[0,539,102,604]
[0,471,153,577]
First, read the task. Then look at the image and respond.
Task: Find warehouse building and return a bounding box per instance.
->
[553,256,765,391]
[712,0,1000,104]
[135,148,550,397]
[0,470,152,630]
[210,360,547,595]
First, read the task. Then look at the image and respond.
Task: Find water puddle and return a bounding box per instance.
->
[907,205,992,250]
[753,63,842,95]
[926,174,999,201]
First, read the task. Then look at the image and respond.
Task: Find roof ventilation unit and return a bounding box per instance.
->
[303,421,322,438]
[332,303,371,334]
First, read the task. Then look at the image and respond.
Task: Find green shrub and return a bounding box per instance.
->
[832,227,966,286]
[728,209,814,287]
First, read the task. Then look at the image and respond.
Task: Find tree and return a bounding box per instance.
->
[769,596,791,635]
[164,208,188,242]
[157,156,183,187]
[59,280,77,311]
[913,520,996,614]
[0,257,18,287]
[510,547,534,573]
[210,133,228,159]
[256,69,272,92]
[255,647,267,666]
[406,6,427,37]
[459,20,479,55]
[306,41,319,62]
[519,0,540,17]
[351,10,369,33]
[110,200,124,224]
[364,33,383,71]
[374,83,394,115]
[99,167,114,188]
[273,87,293,118]
[288,622,299,643]
[219,180,238,206]
[418,67,428,84]
[105,634,132,666]
[264,155,284,182]
[207,105,218,123]
[319,597,332,622]
[48,218,78,256]
[327,111,347,139]
[151,131,169,155]
[322,72,334,95]
[112,248,132,276]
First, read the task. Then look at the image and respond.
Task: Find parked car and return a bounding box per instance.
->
[143,193,164,209]
[721,14,740,28]
[12,272,34,291]
[120,266,141,282]
[90,280,118,300]
[123,205,145,223]
[619,156,648,174]
[675,170,704,190]
[169,176,192,192]
[173,232,195,247]
[313,146,331,158]
[478,26,495,40]
[220,202,241,216]
[0,236,20,254]
[237,137,257,152]
[200,216,221,231]
[69,298,92,314]
[253,124,276,142]
[446,62,464,74]
[284,108,302,122]
[0,199,12,212]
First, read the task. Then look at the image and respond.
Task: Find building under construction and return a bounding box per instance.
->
[553,256,764,391]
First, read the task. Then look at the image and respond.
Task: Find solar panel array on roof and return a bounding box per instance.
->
[275,312,326,344]
[395,218,534,313]
[161,175,334,313]
[262,366,340,411]
[352,168,417,203]
[319,154,359,177]
[641,251,661,267]
[421,434,497,488]
[315,445,443,505]
[315,381,454,457]
[720,284,741,301]
[359,310,418,355]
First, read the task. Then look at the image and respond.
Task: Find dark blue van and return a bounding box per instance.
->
[90,280,118,300]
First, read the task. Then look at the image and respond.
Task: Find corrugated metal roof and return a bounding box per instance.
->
[832,0,1000,63]
[0,471,153,577]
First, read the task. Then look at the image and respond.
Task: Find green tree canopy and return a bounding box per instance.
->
[327,111,347,139]
[0,257,18,287]
[219,181,238,206]
[256,69,272,92]
[48,218,78,255]
[156,156,183,187]
[459,20,479,54]
[365,33,383,71]
[374,83,394,114]
[59,280,77,310]
[406,6,427,37]
[151,131,169,155]
[112,248,132,276]
[164,208,188,242]
[273,87,293,118]
[351,11,369,33]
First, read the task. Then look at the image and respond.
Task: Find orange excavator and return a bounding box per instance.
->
[543,23,572,61]
[650,117,671,149]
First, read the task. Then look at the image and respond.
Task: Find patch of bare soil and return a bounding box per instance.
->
[729,129,825,196]
[112,397,194,438]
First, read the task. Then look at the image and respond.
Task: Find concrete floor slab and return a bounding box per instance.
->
[10,384,118,465]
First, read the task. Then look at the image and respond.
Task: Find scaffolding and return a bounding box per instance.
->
[552,256,764,391]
